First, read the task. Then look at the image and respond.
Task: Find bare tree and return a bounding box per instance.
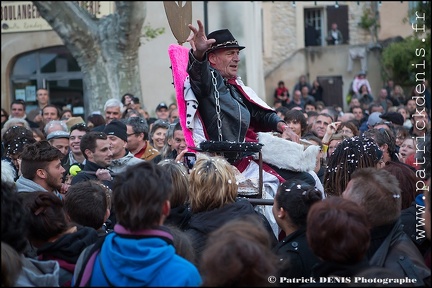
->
[33,1,149,113]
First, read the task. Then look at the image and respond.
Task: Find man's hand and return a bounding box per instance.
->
[322,122,341,144]
[95,169,112,181]
[60,183,70,195]
[175,149,188,163]
[187,20,216,60]
[278,122,300,143]
[283,128,300,143]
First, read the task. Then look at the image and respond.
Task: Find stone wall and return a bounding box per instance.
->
[264,44,384,112]
[262,2,297,75]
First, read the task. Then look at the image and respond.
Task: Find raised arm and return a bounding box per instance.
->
[187,20,216,61]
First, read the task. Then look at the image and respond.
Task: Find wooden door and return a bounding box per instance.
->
[317,75,344,108]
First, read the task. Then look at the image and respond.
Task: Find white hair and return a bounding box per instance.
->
[0,118,31,138]
[104,98,123,112]
[44,120,68,135]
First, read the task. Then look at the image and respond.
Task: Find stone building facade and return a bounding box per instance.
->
[1,1,417,116]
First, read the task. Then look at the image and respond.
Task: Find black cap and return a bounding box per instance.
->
[156,102,168,112]
[207,29,245,53]
[379,112,404,126]
[103,120,128,142]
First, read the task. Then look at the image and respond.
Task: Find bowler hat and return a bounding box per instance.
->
[207,29,245,53]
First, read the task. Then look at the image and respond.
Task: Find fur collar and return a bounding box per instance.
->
[2,159,16,184]
[257,132,320,172]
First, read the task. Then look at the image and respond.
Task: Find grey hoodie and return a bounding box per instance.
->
[15,175,48,193]
[15,255,60,287]
[15,175,62,199]
[109,151,144,174]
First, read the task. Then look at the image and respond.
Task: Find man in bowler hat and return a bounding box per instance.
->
[186,20,298,152]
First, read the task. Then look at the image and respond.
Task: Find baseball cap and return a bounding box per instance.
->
[367,112,383,127]
[47,130,70,141]
[156,102,168,112]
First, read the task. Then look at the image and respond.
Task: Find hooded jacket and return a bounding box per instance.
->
[15,175,62,199]
[15,255,60,287]
[73,225,201,287]
[15,175,48,193]
[37,226,99,287]
[109,150,143,174]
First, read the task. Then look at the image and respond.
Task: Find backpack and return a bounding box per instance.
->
[72,235,107,287]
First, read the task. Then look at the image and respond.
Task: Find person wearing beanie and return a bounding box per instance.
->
[103,120,143,174]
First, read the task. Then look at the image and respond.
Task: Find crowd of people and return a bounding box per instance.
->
[1,19,431,287]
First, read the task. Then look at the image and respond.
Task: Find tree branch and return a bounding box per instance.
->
[32,1,97,47]
[115,1,146,51]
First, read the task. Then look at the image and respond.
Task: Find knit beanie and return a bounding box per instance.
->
[103,120,127,142]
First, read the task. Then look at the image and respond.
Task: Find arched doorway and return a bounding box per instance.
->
[10,46,85,118]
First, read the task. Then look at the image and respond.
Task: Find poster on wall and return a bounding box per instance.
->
[25,86,36,102]
[15,89,25,101]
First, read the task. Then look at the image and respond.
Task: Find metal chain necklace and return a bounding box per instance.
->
[211,70,223,141]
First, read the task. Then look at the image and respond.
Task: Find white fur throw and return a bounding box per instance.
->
[257,132,320,172]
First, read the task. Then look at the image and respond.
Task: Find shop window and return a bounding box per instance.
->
[10,46,84,117]
[12,53,37,75]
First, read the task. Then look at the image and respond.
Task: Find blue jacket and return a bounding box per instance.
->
[74,225,201,287]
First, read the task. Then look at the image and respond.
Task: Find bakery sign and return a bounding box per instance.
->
[1,1,114,33]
